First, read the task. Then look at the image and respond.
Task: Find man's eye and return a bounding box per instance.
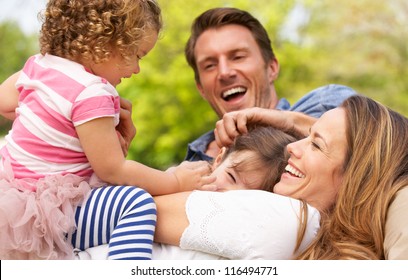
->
[232,52,247,60]
[204,63,215,70]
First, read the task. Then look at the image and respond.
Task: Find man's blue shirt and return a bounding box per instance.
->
[185,84,357,162]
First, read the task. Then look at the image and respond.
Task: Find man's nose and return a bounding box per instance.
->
[218,59,236,80]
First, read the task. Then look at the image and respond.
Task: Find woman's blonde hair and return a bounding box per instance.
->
[298,95,408,259]
[39,0,162,65]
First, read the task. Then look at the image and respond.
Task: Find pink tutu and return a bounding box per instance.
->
[0,162,95,260]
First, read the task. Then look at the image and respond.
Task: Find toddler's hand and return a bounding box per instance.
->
[116,97,136,156]
[168,161,216,192]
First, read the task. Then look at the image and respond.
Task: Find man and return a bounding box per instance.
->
[183,7,408,261]
[183,7,356,161]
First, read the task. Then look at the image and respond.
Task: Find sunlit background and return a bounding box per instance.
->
[1,0,407,169]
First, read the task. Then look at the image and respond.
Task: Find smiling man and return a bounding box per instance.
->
[184,7,356,161]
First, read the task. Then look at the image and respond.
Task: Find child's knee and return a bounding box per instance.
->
[126,186,157,215]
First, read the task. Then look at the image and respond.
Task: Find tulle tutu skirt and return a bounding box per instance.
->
[0,161,95,260]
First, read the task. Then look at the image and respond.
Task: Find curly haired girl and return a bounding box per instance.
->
[0,0,213,260]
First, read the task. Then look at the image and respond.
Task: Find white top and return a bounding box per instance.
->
[178,190,320,259]
[76,190,321,260]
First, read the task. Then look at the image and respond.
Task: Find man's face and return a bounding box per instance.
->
[194,24,279,118]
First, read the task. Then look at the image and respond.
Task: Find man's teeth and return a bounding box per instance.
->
[222,87,246,98]
[285,165,305,178]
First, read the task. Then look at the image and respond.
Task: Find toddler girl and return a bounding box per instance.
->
[0,0,212,260]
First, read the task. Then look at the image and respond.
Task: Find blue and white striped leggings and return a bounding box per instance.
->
[70,186,156,260]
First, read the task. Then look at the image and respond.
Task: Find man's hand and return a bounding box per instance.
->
[214,107,316,148]
[116,97,136,156]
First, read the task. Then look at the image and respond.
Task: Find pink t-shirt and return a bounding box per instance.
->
[0,54,120,180]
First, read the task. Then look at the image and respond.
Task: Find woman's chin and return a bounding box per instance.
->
[273,173,303,196]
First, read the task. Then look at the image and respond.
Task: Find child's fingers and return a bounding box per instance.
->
[199,184,218,192]
[199,174,216,185]
[180,160,212,175]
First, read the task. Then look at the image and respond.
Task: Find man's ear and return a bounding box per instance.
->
[196,81,207,100]
[212,147,227,169]
[267,58,280,83]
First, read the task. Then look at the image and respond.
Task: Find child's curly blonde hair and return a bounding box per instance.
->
[39,0,162,65]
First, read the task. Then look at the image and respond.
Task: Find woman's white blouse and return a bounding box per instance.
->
[178,190,320,259]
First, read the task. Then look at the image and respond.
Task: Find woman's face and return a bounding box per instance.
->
[273,108,348,211]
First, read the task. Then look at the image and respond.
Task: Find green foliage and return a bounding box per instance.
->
[0,20,38,82]
[0,20,38,134]
[1,0,408,170]
[299,0,408,112]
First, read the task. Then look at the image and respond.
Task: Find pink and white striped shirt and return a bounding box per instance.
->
[0,54,120,180]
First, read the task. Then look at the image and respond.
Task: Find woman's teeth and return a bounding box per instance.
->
[285,164,305,178]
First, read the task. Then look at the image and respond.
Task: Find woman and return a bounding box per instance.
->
[298,95,408,259]
[153,97,346,259]
[155,95,408,259]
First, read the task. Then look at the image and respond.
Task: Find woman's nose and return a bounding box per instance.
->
[287,138,304,158]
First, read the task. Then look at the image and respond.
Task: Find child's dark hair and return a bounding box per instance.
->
[222,125,297,192]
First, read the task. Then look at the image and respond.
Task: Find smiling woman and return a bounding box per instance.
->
[296,95,408,259]
[152,100,351,258]
[154,94,408,260]
[274,108,348,212]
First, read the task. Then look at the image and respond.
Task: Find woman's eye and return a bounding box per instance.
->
[311,141,320,150]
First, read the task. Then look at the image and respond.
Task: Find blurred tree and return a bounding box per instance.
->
[298,0,408,112]
[0,20,38,135]
[0,21,38,83]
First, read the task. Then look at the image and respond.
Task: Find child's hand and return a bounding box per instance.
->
[116,97,136,156]
[168,161,216,192]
